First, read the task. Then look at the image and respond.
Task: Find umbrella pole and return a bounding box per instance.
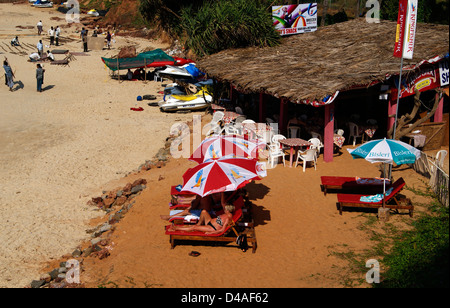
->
[383,164,386,208]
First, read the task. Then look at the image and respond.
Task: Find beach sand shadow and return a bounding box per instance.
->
[42,85,55,91]
[12,80,24,91]
[245,182,271,227]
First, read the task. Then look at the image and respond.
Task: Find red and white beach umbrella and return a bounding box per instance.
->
[181,157,267,196]
[189,135,266,164]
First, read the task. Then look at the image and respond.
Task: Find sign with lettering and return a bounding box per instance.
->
[272,3,317,36]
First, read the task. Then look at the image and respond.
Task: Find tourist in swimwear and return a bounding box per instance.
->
[168,204,235,235]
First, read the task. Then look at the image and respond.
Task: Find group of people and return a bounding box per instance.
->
[162,191,236,235]
[47,26,61,46]
[36,20,61,46]
[80,27,113,52]
[126,68,147,81]
[3,58,45,93]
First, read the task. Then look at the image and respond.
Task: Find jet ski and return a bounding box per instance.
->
[33,0,53,7]
[158,86,212,112]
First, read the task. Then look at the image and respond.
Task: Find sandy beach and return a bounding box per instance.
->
[0,2,197,288]
[1,3,448,289]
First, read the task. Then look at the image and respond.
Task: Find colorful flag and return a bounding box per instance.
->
[393,0,408,58]
[402,0,418,59]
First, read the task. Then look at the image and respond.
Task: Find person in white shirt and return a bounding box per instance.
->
[48,26,54,45]
[46,51,55,61]
[37,20,43,35]
[37,40,43,56]
[29,52,41,62]
[11,36,20,46]
[55,26,61,46]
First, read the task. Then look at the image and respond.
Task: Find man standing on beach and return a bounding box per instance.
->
[3,60,15,92]
[55,26,61,46]
[37,40,43,57]
[37,20,43,35]
[48,26,55,45]
[80,27,88,52]
[36,64,45,92]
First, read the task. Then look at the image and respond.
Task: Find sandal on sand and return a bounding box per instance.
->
[189,251,200,257]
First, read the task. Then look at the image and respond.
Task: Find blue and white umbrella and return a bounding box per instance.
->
[347,138,420,205]
[347,138,420,165]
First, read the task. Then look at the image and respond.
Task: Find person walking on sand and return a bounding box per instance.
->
[106,31,112,50]
[3,60,15,91]
[48,26,55,45]
[36,64,45,92]
[37,20,43,35]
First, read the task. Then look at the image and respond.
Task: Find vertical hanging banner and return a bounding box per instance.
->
[402,0,418,59]
[393,0,408,58]
[393,0,417,59]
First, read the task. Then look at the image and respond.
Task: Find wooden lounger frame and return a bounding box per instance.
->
[336,177,414,217]
[165,195,257,253]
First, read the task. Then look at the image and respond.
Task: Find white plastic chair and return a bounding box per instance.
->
[294,148,317,172]
[348,122,362,146]
[212,111,224,124]
[310,131,323,141]
[203,122,223,137]
[288,125,300,138]
[308,138,323,156]
[268,134,286,168]
[223,124,240,136]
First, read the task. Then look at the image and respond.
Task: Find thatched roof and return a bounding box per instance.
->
[197,18,449,105]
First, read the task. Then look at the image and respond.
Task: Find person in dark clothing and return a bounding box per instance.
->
[36,64,45,92]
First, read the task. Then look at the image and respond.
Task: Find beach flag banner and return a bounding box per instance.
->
[402,0,418,59]
[393,0,408,58]
[272,3,317,36]
[394,0,418,59]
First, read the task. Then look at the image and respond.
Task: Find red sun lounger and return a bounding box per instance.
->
[321,176,392,195]
[336,177,413,216]
[165,196,257,252]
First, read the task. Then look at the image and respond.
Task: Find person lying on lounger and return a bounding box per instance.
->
[160,191,231,221]
[168,204,235,235]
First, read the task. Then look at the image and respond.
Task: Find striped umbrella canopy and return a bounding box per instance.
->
[181,157,266,197]
[189,135,266,164]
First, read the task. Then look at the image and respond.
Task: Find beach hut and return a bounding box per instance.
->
[196,18,449,162]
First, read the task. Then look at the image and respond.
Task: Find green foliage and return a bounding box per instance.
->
[139,0,280,56]
[380,0,449,24]
[375,206,449,288]
[180,0,280,57]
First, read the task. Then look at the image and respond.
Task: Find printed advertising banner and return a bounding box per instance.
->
[393,0,417,59]
[272,3,317,36]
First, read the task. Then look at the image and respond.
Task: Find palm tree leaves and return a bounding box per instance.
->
[180,0,281,57]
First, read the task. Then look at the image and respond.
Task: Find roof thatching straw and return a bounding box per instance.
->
[197,19,449,104]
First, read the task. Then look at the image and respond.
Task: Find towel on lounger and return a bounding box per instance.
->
[360,187,393,202]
